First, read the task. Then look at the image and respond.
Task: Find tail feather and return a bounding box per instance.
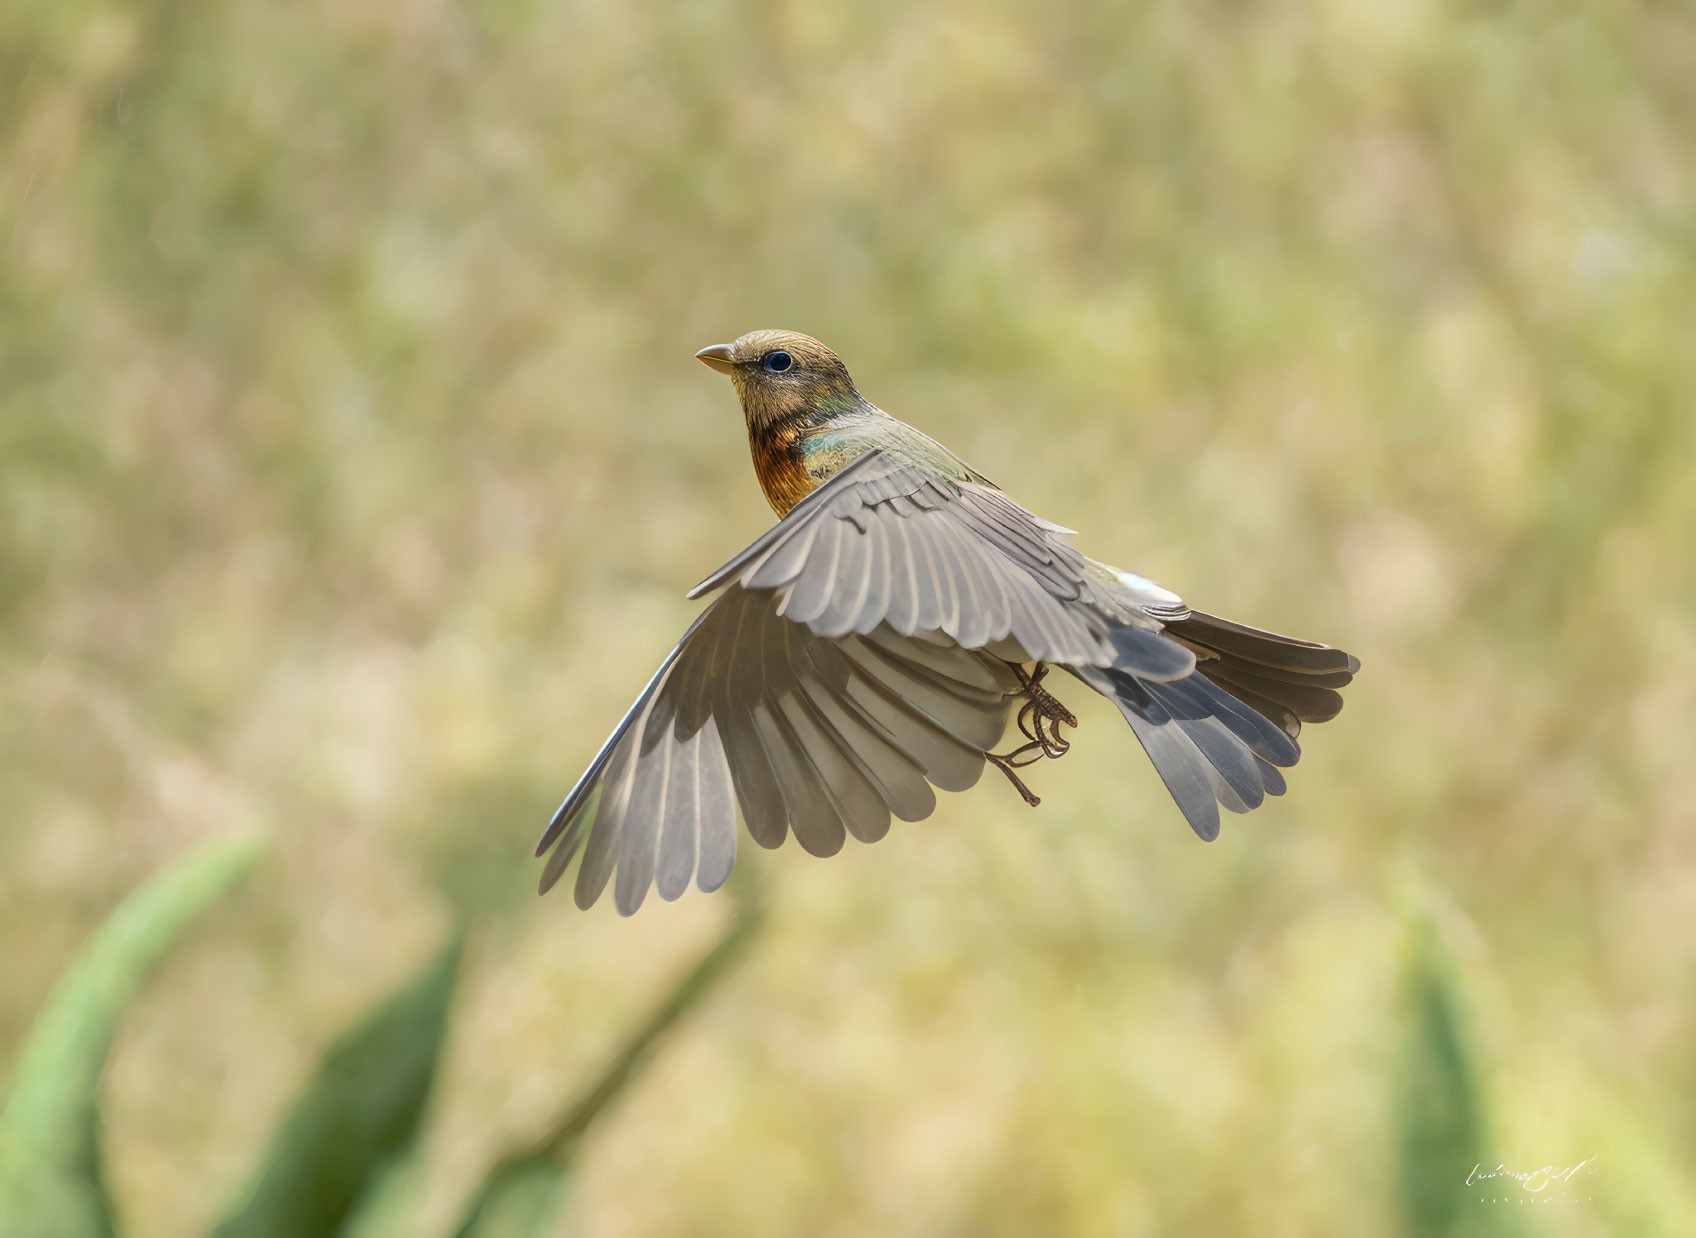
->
[1079,612,1357,839]
[1254,756,1287,798]
[1204,664,1347,727]
[1164,610,1358,732]
[1165,611,1359,674]
[1124,667,1301,767]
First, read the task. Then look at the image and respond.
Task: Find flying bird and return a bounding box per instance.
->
[538,330,1357,913]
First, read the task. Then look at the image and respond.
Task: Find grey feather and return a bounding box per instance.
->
[840,669,987,792]
[802,681,935,825]
[694,721,738,892]
[853,516,894,634]
[1204,663,1347,724]
[780,686,891,846]
[1108,624,1198,682]
[781,518,846,626]
[1168,610,1359,674]
[655,726,701,902]
[1144,672,1301,767]
[815,516,874,638]
[574,732,637,909]
[1254,755,1288,799]
[837,636,1009,752]
[719,703,789,849]
[753,700,848,858]
[1173,715,1265,811]
[1120,707,1222,841]
[743,517,823,593]
[613,723,671,915]
[692,450,1124,666]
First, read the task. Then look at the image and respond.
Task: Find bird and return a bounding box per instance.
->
[537,330,1358,914]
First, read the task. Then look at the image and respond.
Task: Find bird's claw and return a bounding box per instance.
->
[987,663,1077,808]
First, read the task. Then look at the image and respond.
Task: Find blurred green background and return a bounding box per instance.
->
[4,0,1694,1234]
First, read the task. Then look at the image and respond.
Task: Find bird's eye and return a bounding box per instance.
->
[763,351,794,373]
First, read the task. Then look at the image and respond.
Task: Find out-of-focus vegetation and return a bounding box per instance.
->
[0,839,762,1238]
[0,832,265,1238]
[209,931,463,1238]
[2,1,1693,1235]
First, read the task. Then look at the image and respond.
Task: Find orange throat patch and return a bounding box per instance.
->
[750,422,813,516]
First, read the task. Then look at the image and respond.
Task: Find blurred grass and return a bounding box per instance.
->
[2,1,1694,1235]
[209,934,462,1238]
[0,831,266,1238]
[1395,907,1499,1238]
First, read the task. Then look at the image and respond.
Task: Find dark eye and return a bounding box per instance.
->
[763,351,793,373]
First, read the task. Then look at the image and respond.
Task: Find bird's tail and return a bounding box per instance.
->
[1075,612,1358,839]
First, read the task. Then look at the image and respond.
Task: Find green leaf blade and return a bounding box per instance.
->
[0,830,269,1238]
[209,934,463,1238]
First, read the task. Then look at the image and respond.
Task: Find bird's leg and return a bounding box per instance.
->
[986,662,1080,808]
[986,752,1043,807]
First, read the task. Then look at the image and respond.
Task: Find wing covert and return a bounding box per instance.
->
[689,450,1153,666]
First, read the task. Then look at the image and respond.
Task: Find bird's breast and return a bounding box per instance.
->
[749,417,935,517]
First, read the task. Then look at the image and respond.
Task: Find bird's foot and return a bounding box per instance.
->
[987,663,1078,808]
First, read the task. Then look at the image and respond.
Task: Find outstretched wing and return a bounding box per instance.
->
[535,450,1326,912]
[688,450,1182,670]
[537,585,1022,914]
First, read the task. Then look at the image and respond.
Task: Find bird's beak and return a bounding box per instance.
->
[694,344,736,375]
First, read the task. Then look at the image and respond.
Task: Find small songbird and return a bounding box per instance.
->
[538,330,1358,913]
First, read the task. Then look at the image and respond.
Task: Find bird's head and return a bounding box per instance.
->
[695,330,864,430]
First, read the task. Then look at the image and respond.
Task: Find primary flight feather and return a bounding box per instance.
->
[538,330,1358,914]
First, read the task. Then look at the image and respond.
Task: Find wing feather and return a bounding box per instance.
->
[719,702,789,849]
[799,674,935,825]
[654,726,701,902]
[754,698,848,858]
[693,450,1128,665]
[854,515,894,635]
[574,730,638,908]
[541,582,1016,910]
[814,515,874,639]
[694,721,739,892]
[613,721,671,914]
[780,518,847,625]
